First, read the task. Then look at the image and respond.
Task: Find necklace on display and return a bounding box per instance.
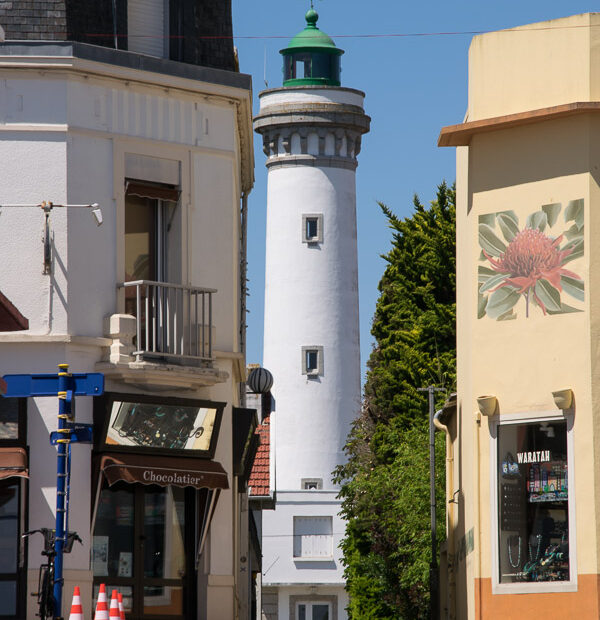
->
[508,535,521,568]
[529,534,542,562]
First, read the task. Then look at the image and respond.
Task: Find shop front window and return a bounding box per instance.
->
[497,418,570,584]
[93,483,190,619]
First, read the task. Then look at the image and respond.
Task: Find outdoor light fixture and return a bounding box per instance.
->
[247,366,274,394]
[477,394,498,417]
[552,388,573,410]
[0,201,103,274]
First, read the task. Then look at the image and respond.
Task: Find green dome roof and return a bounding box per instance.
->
[280,8,343,56]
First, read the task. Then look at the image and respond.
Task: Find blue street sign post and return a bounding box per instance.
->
[2,365,103,620]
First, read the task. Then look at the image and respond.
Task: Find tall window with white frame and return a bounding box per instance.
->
[124,181,181,356]
[497,418,571,585]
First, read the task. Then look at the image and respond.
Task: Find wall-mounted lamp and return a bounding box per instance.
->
[552,388,573,410]
[477,394,498,417]
[0,201,102,274]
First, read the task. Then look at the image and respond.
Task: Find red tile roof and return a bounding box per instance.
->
[0,291,28,331]
[248,411,270,497]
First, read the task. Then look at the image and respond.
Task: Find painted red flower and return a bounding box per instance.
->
[483,228,581,314]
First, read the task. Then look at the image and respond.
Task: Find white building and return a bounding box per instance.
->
[0,2,257,619]
[253,9,370,620]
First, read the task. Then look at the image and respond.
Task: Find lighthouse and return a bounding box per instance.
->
[254,7,370,618]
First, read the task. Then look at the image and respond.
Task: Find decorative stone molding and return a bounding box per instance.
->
[95,359,228,391]
[258,125,363,169]
[103,313,136,364]
[254,90,370,170]
[266,154,357,171]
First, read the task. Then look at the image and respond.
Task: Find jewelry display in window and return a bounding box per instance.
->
[501,452,521,479]
[507,535,521,569]
[497,420,571,584]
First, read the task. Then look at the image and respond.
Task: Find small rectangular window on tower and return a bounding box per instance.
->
[302,478,323,490]
[302,346,323,376]
[302,214,323,243]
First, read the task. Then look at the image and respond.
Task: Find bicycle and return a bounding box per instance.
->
[23,528,82,620]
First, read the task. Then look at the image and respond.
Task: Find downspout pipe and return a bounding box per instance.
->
[239,191,248,407]
[434,408,456,620]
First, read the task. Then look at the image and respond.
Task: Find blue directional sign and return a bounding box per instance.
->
[1,373,104,398]
[50,423,94,446]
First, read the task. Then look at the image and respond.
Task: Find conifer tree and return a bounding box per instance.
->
[335,182,456,619]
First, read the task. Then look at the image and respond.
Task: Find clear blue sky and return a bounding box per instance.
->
[232,1,594,382]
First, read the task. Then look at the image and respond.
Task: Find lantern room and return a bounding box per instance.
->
[281,8,343,87]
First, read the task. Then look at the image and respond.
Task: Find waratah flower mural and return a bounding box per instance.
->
[478,200,584,320]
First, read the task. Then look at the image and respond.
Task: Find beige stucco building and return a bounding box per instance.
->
[439,12,600,619]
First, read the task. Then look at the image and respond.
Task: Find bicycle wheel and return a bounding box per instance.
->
[38,567,54,620]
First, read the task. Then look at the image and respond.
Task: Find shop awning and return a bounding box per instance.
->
[99,453,229,490]
[0,447,28,480]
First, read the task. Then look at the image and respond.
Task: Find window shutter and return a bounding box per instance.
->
[128,0,166,58]
[293,516,333,558]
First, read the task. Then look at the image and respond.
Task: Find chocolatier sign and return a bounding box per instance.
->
[100,453,229,490]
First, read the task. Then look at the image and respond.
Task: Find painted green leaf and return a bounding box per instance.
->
[564,223,583,241]
[479,213,496,227]
[547,302,583,315]
[561,238,584,263]
[478,266,496,283]
[535,279,562,312]
[479,273,507,293]
[497,309,516,321]
[526,210,547,232]
[561,275,584,301]
[479,250,486,261]
[496,211,520,242]
[479,224,506,257]
[564,199,584,231]
[541,203,561,227]
[486,286,520,319]
[478,292,488,319]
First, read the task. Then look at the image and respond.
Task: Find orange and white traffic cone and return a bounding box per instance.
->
[109,590,120,618]
[94,583,109,620]
[68,586,84,620]
[118,592,125,620]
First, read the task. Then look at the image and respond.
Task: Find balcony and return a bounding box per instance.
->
[97,281,228,391]
[121,280,215,364]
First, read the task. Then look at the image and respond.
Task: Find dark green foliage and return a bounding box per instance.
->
[334,182,456,619]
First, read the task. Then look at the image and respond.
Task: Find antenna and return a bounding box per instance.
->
[264,46,268,89]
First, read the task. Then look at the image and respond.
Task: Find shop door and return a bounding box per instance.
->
[93,483,195,619]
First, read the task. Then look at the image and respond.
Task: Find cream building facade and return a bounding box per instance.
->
[0,3,256,619]
[439,12,600,619]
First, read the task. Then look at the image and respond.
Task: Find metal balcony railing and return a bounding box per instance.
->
[119,280,216,364]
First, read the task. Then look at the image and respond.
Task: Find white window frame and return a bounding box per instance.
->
[302,346,323,377]
[489,410,577,594]
[296,601,332,620]
[302,213,323,244]
[293,516,333,560]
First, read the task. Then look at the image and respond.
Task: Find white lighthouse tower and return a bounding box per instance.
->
[254,8,369,619]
